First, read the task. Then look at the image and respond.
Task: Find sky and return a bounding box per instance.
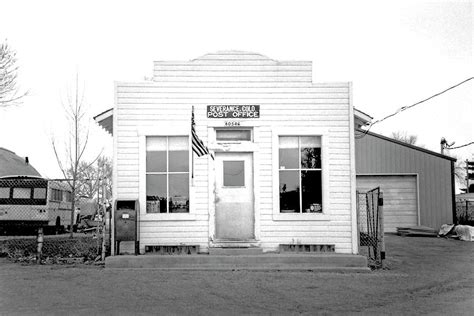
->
[0,0,472,183]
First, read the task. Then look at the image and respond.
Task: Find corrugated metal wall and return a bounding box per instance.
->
[355,132,454,230]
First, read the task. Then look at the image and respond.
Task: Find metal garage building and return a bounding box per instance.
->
[355,130,456,232]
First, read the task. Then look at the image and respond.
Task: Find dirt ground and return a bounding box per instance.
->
[0,234,473,315]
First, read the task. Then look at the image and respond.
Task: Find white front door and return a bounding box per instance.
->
[215,152,254,240]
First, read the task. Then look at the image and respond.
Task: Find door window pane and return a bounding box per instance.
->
[146,174,167,213]
[279,170,300,213]
[168,137,189,172]
[223,161,245,187]
[216,129,251,141]
[169,174,189,213]
[279,137,299,169]
[301,136,321,169]
[302,171,322,213]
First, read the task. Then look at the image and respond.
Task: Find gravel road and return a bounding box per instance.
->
[0,235,473,315]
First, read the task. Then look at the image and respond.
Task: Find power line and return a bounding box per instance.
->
[356,77,474,139]
[449,141,474,150]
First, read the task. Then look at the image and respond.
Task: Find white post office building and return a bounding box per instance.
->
[95,51,359,255]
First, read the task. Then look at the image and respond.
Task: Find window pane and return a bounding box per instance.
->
[279,137,299,169]
[216,129,251,141]
[223,161,245,187]
[146,174,167,213]
[279,170,300,213]
[169,174,189,213]
[0,188,9,198]
[50,189,62,201]
[169,137,189,172]
[146,137,167,172]
[301,136,321,169]
[33,188,47,199]
[302,170,322,213]
[13,188,31,199]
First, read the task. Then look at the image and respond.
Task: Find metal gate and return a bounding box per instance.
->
[357,187,385,269]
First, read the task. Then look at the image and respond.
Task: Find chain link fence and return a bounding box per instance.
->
[0,235,106,264]
[357,187,385,269]
[456,200,474,226]
[0,177,111,264]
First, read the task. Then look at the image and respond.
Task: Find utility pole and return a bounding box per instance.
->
[440,138,446,154]
[467,160,474,193]
[440,137,455,155]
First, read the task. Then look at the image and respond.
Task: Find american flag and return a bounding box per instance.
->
[191,107,214,159]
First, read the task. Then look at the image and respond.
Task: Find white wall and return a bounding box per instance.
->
[114,51,355,254]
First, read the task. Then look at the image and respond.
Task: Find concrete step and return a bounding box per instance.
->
[105,253,370,272]
[208,247,263,256]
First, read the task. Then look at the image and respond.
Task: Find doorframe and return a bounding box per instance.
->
[207,126,261,247]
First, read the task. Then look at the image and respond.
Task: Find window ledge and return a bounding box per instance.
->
[141,213,197,221]
[272,213,330,221]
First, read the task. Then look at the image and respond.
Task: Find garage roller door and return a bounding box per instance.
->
[356,175,418,233]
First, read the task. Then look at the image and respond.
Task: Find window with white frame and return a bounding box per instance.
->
[146,136,189,213]
[279,136,322,213]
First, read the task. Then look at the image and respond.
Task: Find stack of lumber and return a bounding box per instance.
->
[396,226,438,237]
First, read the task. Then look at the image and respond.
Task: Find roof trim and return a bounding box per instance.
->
[356,129,457,162]
[0,147,15,155]
[191,50,277,62]
[93,108,113,135]
[0,175,44,179]
[354,108,373,125]
[93,108,113,121]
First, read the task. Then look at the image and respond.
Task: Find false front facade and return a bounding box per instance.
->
[97,51,358,255]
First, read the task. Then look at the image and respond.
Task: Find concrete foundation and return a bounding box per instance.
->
[106,252,369,272]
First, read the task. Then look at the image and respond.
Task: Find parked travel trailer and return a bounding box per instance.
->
[0,177,75,233]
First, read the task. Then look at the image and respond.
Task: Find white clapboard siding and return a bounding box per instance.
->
[115,51,354,253]
[153,52,312,83]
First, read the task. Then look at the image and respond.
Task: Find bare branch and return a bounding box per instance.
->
[51,139,73,189]
[77,129,90,161]
[50,70,101,237]
[0,40,28,107]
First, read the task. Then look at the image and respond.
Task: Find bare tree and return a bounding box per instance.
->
[454,159,467,187]
[52,72,101,237]
[97,156,113,203]
[68,156,112,202]
[391,131,420,146]
[0,40,27,107]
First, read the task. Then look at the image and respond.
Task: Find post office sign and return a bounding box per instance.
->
[207,105,260,119]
